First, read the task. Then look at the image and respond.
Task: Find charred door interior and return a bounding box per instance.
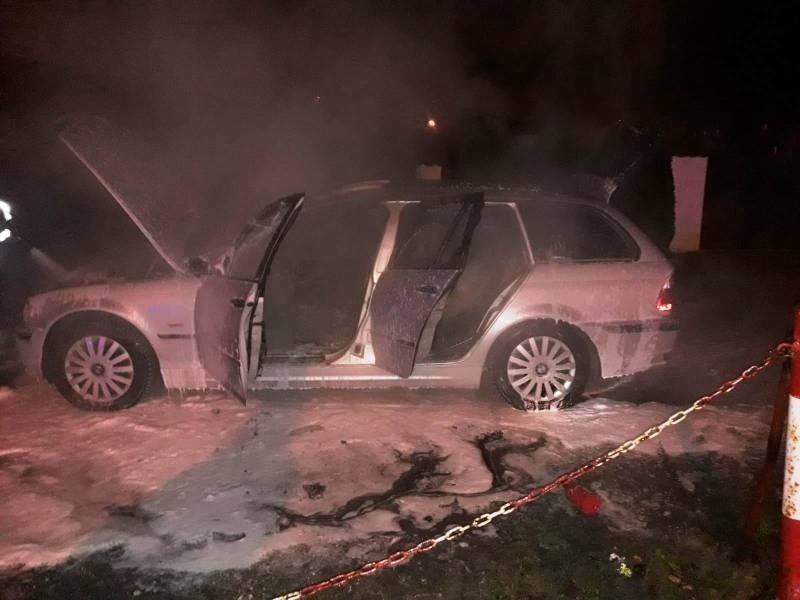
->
[426,203,530,361]
[260,199,389,362]
[370,193,484,377]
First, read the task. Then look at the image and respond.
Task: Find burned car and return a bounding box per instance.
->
[17,117,677,411]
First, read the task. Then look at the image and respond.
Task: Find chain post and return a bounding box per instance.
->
[779,309,800,600]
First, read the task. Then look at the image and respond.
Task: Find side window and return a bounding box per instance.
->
[468,204,529,269]
[520,201,639,262]
[430,204,530,356]
[391,199,482,270]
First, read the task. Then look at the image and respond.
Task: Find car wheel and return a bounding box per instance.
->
[48,319,158,411]
[491,322,589,411]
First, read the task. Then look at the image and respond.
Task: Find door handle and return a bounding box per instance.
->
[416,285,439,295]
[230,297,247,308]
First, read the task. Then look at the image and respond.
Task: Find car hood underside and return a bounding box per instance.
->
[58,115,261,275]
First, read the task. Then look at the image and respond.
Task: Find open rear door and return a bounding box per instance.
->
[370,193,483,377]
[195,194,303,401]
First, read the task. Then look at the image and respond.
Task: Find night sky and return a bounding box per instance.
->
[0,1,799,261]
[3,4,797,136]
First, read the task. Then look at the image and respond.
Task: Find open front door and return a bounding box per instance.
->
[370,193,483,377]
[195,194,303,401]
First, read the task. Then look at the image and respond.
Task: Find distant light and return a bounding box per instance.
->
[426,118,437,130]
[0,199,11,244]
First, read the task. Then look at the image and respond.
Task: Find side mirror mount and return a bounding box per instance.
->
[186,256,211,277]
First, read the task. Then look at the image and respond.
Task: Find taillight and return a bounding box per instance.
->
[656,278,674,315]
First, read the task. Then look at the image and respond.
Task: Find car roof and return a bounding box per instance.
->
[318,179,615,211]
[316,180,666,263]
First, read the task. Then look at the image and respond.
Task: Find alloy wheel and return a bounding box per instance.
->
[506,335,576,408]
[64,335,134,404]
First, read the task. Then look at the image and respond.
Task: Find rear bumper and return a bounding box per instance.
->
[586,317,679,379]
[600,318,679,334]
[648,326,679,368]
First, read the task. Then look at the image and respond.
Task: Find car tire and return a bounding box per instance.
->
[490,321,589,411]
[47,318,158,411]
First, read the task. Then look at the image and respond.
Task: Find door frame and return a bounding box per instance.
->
[194,194,304,400]
[363,193,485,377]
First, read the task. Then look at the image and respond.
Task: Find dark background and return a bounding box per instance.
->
[1,1,799,278]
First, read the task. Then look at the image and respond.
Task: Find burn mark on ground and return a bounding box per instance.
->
[260,451,449,529]
[391,498,512,546]
[211,531,246,542]
[302,483,326,499]
[260,431,549,535]
[474,430,547,490]
[387,432,550,542]
[104,503,160,523]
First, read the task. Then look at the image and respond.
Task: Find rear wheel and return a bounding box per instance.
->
[47,318,157,411]
[490,322,589,411]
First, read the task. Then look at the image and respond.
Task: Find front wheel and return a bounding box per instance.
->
[47,319,158,411]
[490,323,589,411]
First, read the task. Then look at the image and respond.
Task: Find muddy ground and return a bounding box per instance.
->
[2,250,799,600]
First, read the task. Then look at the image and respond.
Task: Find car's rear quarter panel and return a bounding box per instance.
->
[460,199,677,382]
[460,261,675,384]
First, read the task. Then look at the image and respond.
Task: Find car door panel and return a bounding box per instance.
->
[370,269,459,377]
[194,194,303,402]
[370,193,483,377]
[195,278,255,400]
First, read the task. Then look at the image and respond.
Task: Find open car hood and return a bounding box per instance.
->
[59,114,271,276]
[58,115,197,273]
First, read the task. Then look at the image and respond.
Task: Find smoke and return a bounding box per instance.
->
[2,3,471,198]
[0,1,676,272]
[0,2,667,180]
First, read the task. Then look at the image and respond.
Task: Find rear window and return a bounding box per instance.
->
[519,200,639,262]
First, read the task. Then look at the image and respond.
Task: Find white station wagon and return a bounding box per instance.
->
[17,116,677,411]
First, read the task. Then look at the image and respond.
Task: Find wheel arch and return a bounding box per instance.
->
[481,317,602,389]
[41,310,162,384]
